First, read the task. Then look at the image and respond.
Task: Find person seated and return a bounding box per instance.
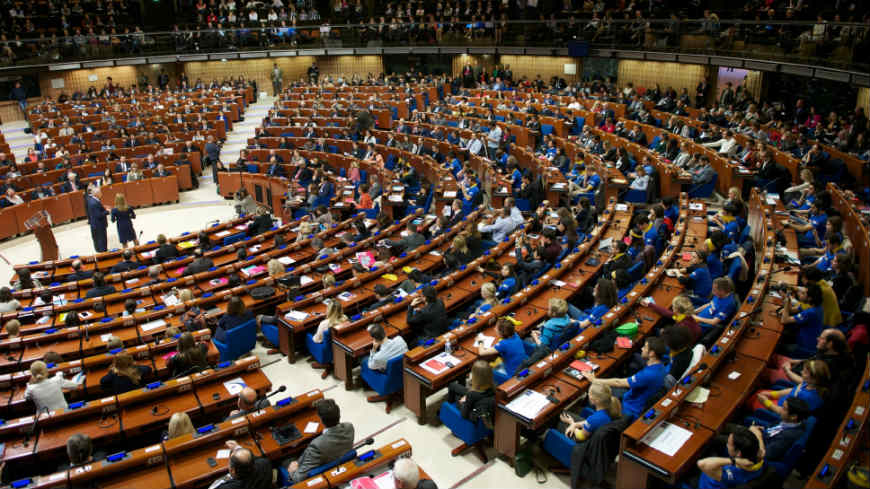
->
[527,298,573,352]
[406,286,448,344]
[109,249,138,274]
[784,201,828,249]
[366,323,408,372]
[663,324,696,386]
[628,165,650,192]
[643,294,702,343]
[143,266,162,286]
[246,206,274,237]
[225,386,269,420]
[777,284,825,359]
[208,441,272,489]
[167,412,195,440]
[389,222,426,253]
[183,248,214,276]
[0,286,20,312]
[168,332,210,377]
[672,250,713,306]
[479,262,518,299]
[696,427,765,488]
[100,353,152,395]
[61,434,103,470]
[582,337,668,419]
[286,399,354,483]
[571,278,618,326]
[445,360,495,423]
[443,235,472,270]
[557,383,622,442]
[85,272,117,298]
[748,359,830,423]
[154,233,179,262]
[215,296,255,342]
[715,397,811,464]
[399,269,430,296]
[693,277,739,338]
[478,206,518,243]
[602,241,633,277]
[393,458,437,489]
[25,360,82,412]
[363,284,397,312]
[476,318,528,381]
[68,259,93,281]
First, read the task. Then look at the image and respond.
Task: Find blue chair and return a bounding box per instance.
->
[222,232,247,246]
[541,124,554,136]
[277,448,359,486]
[439,401,492,463]
[689,174,717,198]
[360,354,404,413]
[623,188,648,203]
[628,261,644,282]
[246,164,259,173]
[212,319,257,362]
[515,198,531,212]
[306,328,333,378]
[768,416,816,479]
[542,428,574,468]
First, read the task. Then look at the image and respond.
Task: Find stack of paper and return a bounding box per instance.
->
[419,352,460,375]
[640,422,693,456]
[505,389,550,419]
[284,310,309,322]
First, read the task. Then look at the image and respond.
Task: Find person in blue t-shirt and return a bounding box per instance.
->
[569,277,618,325]
[693,277,739,335]
[557,384,622,442]
[479,262,518,299]
[780,284,825,358]
[477,318,527,380]
[750,359,829,425]
[582,337,668,419]
[696,428,765,489]
[785,201,827,249]
[674,250,714,306]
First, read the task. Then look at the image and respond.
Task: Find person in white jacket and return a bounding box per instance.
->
[25,360,81,412]
[702,129,739,156]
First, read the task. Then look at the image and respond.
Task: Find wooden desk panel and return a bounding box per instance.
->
[677,353,764,429]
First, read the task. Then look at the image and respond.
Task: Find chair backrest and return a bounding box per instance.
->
[305,449,357,479]
[679,344,706,382]
[770,416,816,478]
[541,124,554,136]
[215,318,257,362]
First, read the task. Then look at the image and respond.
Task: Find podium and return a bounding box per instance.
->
[25,210,58,262]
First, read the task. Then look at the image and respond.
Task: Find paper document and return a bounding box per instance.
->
[223,377,247,396]
[284,310,309,322]
[685,386,709,404]
[216,449,231,459]
[474,334,496,349]
[304,421,320,434]
[215,230,232,238]
[640,422,693,457]
[300,275,314,285]
[373,471,395,489]
[505,389,551,419]
[278,256,295,265]
[140,319,167,332]
[419,352,460,376]
[598,237,613,251]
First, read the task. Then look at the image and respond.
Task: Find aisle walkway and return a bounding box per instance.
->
[1,119,34,162]
[219,95,276,165]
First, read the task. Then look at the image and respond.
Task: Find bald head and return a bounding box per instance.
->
[818,328,848,355]
[238,387,258,411]
[229,447,254,480]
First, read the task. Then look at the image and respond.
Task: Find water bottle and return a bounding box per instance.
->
[445,337,453,354]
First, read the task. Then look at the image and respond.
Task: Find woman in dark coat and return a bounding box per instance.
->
[111,193,138,247]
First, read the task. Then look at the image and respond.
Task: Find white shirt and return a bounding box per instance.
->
[487,126,503,147]
[703,137,738,156]
[467,138,483,155]
[25,374,81,411]
[630,174,650,191]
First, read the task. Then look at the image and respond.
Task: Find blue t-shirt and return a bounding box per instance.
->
[497,277,517,298]
[792,306,823,354]
[800,213,827,245]
[707,252,724,279]
[698,462,765,489]
[643,224,659,248]
[723,220,741,243]
[495,333,527,377]
[689,265,713,299]
[622,363,667,418]
[777,382,823,411]
[697,294,738,329]
[581,409,613,434]
[584,304,610,322]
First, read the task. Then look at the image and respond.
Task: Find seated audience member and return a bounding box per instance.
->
[479,262,518,299]
[144,265,162,286]
[366,323,409,372]
[167,412,195,440]
[393,458,437,489]
[527,298,573,351]
[766,329,854,387]
[476,318,528,380]
[696,427,765,489]
[717,397,811,464]
[86,272,117,298]
[287,399,355,483]
[693,277,739,338]
[105,336,123,351]
[602,241,632,277]
[673,250,713,306]
[582,337,668,419]
[4,319,21,339]
[628,165,650,192]
[802,266,842,328]
[216,296,255,342]
[25,360,82,411]
[0,286,20,312]
[100,353,152,395]
[443,235,472,270]
[12,268,41,290]
[749,359,830,422]
[478,206,519,242]
[571,278,618,326]
[643,294,702,343]
[154,234,179,262]
[109,249,138,274]
[208,441,272,489]
[779,283,825,358]
[68,259,93,281]
[183,248,214,276]
[246,206,274,237]
[390,222,426,253]
[168,332,210,376]
[62,434,101,470]
[558,383,622,442]
[663,324,696,386]
[226,386,268,420]
[406,286,448,343]
[446,360,496,423]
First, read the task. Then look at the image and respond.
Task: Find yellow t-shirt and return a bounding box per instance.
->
[818,279,842,327]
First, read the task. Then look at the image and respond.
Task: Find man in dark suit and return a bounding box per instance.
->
[154,164,171,178]
[394,459,437,489]
[114,156,131,173]
[31,184,55,200]
[183,248,214,276]
[86,187,109,252]
[204,136,220,169]
[287,399,354,483]
[389,222,426,253]
[207,441,272,489]
[60,171,84,194]
[68,259,93,281]
[109,250,138,274]
[85,272,117,298]
[154,234,178,263]
[406,286,447,343]
[266,158,285,178]
[246,207,274,237]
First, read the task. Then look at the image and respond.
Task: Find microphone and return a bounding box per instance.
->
[261,385,287,402]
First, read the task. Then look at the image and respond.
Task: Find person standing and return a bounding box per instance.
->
[271,63,283,96]
[86,187,109,252]
[111,193,138,248]
[10,81,27,116]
